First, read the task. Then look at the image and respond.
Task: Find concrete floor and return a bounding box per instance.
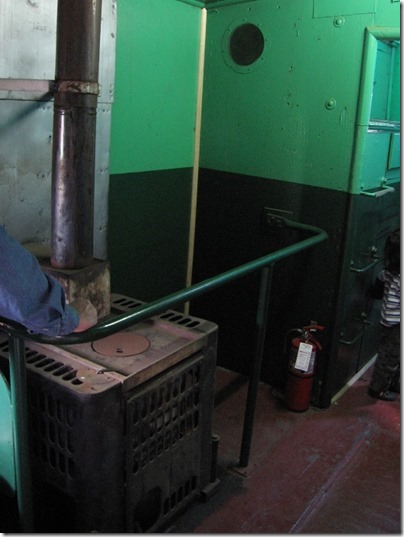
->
[167,365,401,534]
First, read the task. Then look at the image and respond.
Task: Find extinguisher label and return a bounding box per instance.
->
[295,342,313,372]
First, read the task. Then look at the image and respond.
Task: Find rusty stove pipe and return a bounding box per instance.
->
[51,0,102,269]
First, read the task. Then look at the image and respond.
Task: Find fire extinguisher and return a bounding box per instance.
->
[284,324,324,412]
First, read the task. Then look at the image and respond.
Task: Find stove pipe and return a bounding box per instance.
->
[51,0,102,269]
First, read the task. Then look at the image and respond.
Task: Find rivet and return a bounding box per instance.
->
[325,98,336,110]
[334,16,345,27]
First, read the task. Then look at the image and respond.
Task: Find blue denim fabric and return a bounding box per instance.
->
[0,225,79,336]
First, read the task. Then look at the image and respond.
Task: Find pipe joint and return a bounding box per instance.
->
[53,80,100,95]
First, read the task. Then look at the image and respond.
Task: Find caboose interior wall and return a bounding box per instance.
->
[0,0,400,407]
[108,0,399,406]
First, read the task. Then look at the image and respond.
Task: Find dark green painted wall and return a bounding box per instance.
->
[108,169,192,301]
[190,170,400,406]
[190,171,347,395]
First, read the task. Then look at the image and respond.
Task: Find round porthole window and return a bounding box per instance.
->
[229,23,265,66]
[222,19,268,73]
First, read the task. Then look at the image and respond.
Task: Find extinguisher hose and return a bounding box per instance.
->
[307,333,323,351]
[284,328,303,354]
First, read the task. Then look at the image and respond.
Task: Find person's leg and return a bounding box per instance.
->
[369,325,400,400]
[390,364,400,393]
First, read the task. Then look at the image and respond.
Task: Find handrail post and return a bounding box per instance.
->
[9,334,34,532]
[239,264,274,468]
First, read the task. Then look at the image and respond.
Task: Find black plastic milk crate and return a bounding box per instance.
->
[0,298,217,532]
[0,336,126,532]
[124,350,216,532]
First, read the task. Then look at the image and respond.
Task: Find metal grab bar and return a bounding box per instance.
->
[350,257,381,273]
[0,219,328,346]
[340,320,373,345]
[0,217,327,531]
[360,185,395,197]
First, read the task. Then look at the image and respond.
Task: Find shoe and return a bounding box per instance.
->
[368,388,397,401]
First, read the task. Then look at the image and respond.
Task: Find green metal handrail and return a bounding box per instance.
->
[0,217,327,531]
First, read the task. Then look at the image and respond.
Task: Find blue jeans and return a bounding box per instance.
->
[0,225,78,335]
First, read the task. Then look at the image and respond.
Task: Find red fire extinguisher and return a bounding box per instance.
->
[284,324,324,412]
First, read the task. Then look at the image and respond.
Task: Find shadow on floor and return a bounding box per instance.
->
[167,365,401,534]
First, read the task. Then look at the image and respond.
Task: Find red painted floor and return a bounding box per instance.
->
[1,364,400,533]
[168,365,401,534]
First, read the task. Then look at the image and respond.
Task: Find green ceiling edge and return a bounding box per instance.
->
[176,0,205,7]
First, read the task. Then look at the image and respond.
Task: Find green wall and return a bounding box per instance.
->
[107,0,399,404]
[107,0,399,300]
[109,0,202,300]
[110,0,201,174]
[200,0,399,192]
[190,0,399,406]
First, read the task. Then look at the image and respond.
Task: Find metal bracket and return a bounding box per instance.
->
[0,78,53,93]
[54,80,100,95]
[262,207,294,229]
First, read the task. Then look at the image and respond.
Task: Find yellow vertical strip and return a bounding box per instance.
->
[184,7,207,315]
